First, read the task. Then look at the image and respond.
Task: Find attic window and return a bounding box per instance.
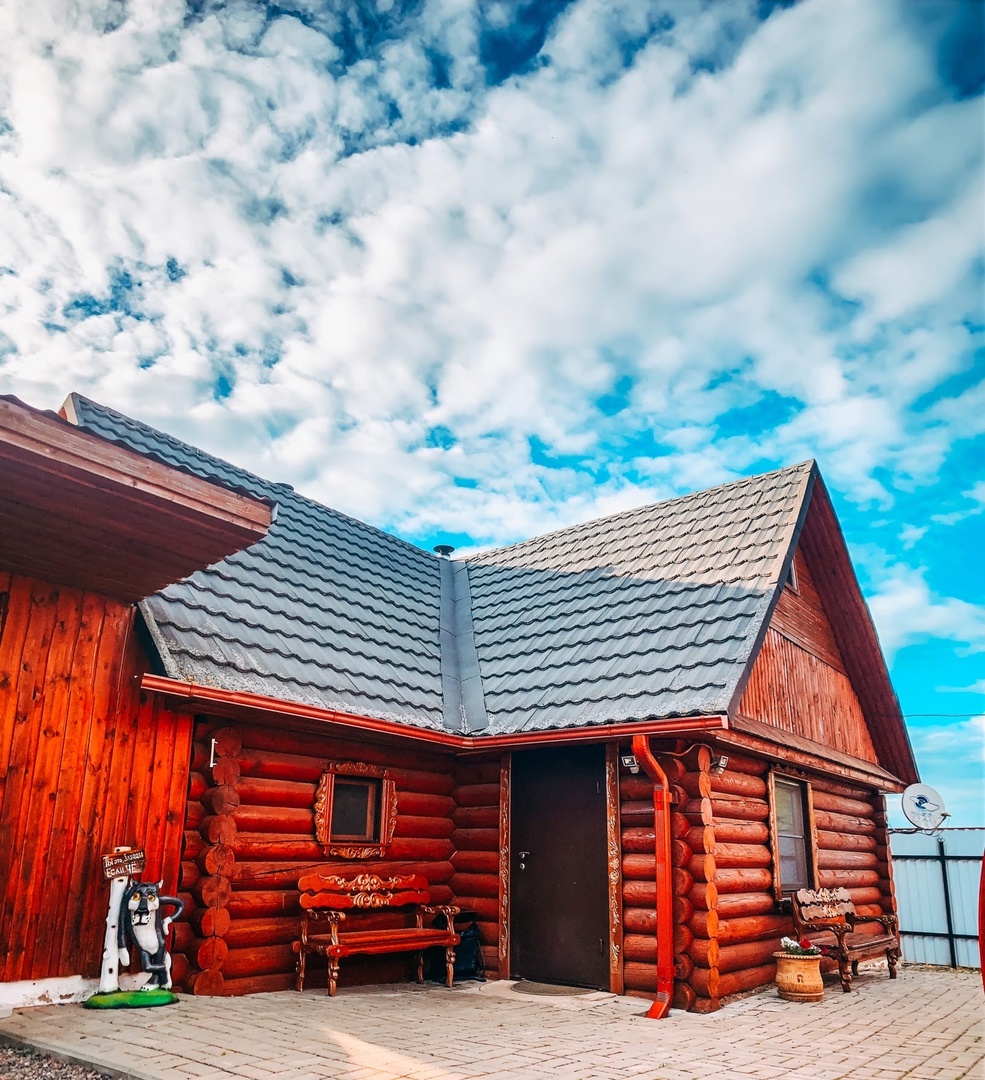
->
[314,762,397,859]
[784,559,799,593]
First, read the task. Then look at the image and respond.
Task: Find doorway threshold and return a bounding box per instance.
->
[512,981,596,997]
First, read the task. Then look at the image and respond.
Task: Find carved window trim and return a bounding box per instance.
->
[314,761,397,859]
[768,769,819,902]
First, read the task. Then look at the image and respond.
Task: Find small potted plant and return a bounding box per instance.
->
[773,936,824,1002]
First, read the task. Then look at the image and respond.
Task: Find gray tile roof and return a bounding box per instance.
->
[68,394,444,730]
[68,394,811,736]
[463,465,811,733]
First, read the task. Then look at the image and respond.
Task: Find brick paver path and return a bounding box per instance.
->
[0,967,981,1079]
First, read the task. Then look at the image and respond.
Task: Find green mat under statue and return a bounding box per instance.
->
[85,879,185,1009]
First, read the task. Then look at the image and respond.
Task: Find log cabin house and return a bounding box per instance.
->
[0,392,917,1014]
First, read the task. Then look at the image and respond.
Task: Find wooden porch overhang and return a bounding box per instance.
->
[0,396,272,601]
[139,673,728,751]
[721,712,906,792]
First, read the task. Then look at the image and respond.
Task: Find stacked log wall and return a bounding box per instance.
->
[618,750,658,1001]
[697,754,778,1004]
[450,755,502,977]
[683,760,892,1004]
[0,572,191,984]
[671,747,720,1013]
[181,719,459,996]
[811,777,890,923]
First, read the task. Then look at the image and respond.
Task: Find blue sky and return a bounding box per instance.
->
[0,0,982,825]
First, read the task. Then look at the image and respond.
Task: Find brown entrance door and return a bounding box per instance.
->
[510,744,608,989]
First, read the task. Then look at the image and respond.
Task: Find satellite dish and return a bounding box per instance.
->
[901,783,948,831]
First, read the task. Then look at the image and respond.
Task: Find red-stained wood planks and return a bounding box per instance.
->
[739,628,878,763]
[771,549,846,672]
[0,573,193,983]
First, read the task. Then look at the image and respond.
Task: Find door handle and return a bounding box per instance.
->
[518,850,530,869]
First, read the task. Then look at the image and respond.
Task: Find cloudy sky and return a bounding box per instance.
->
[1,0,982,825]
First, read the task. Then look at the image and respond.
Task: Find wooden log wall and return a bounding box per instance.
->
[811,776,890,923]
[180,719,462,996]
[687,757,892,1008]
[618,747,660,1003]
[684,752,777,1008]
[0,572,192,984]
[613,734,895,1012]
[450,755,501,978]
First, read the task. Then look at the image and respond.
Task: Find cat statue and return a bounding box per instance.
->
[118,880,185,990]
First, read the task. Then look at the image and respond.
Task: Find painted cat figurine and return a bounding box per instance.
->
[118,880,185,990]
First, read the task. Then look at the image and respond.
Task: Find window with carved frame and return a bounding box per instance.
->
[768,771,818,900]
[314,761,397,859]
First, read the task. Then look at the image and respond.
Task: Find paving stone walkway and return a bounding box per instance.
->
[0,967,981,1080]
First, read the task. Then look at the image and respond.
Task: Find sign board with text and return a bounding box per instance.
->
[101,848,145,880]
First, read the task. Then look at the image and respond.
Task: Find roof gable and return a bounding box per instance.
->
[794,477,917,784]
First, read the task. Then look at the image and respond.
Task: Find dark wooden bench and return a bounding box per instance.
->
[791,887,900,992]
[293,872,460,997]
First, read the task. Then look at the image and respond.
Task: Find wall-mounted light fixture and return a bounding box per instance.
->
[709,755,729,775]
[620,754,640,774]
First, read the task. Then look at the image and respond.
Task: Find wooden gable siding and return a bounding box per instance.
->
[177,719,487,996]
[771,549,846,672]
[0,572,192,982]
[738,550,879,764]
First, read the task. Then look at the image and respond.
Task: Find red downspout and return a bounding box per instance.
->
[631,734,674,1019]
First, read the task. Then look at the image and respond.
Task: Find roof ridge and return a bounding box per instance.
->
[462,460,815,563]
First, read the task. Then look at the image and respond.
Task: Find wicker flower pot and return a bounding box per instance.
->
[773,951,824,1002]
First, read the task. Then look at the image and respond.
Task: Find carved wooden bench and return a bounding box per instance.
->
[293,872,460,997]
[791,887,899,993]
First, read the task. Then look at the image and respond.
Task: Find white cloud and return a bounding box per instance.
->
[901,715,985,827]
[931,481,985,526]
[938,678,985,696]
[868,565,985,661]
[899,524,927,549]
[914,714,985,765]
[0,0,981,544]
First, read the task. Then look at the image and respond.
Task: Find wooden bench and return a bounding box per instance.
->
[293,872,460,997]
[792,887,900,993]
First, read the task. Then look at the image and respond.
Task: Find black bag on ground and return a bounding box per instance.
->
[425,919,485,982]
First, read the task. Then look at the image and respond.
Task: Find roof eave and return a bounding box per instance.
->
[140,672,728,750]
[0,395,272,602]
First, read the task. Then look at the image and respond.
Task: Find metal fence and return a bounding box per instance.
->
[889,828,983,969]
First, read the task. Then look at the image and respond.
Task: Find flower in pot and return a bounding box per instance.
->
[773,936,824,1002]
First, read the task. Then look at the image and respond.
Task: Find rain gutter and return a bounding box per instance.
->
[631,734,676,1019]
[139,674,727,752]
